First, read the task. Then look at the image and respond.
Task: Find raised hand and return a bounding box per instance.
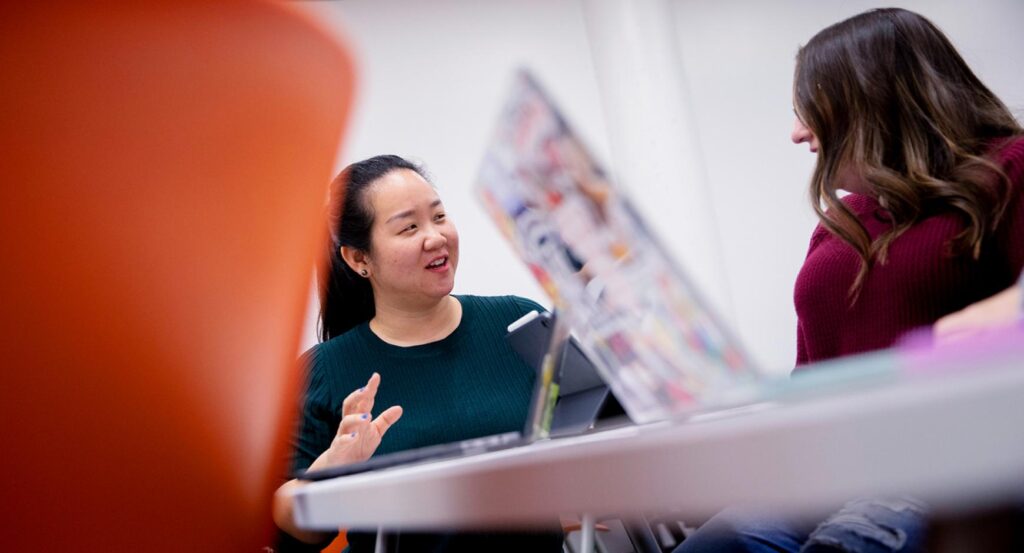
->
[308,372,403,471]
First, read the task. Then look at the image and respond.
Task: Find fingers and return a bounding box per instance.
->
[934,286,1021,345]
[934,310,993,346]
[934,307,983,344]
[372,405,404,438]
[341,372,381,417]
[325,405,402,465]
[932,315,958,343]
[336,405,402,439]
[337,411,374,437]
[329,429,358,447]
[362,372,380,414]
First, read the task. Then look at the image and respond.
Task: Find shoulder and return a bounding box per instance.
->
[294,343,334,408]
[805,223,829,255]
[839,192,879,215]
[297,326,368,390]
[804,194,878,254]
[816,193,878,224]
[303,325,366,363]
[992,136,1024,182]
[297,342,326,376]
[457,294,547,318]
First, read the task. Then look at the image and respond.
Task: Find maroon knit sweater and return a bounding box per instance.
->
[794,137,1024,367]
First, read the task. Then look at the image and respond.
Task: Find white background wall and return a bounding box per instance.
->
[298,0,610,350]
[299,0,1024,373]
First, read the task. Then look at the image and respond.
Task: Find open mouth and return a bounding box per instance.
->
[425,256,449,271]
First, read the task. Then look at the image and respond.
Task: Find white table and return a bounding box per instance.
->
[290,345,1024,533]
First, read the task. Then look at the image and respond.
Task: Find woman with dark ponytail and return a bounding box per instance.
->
[274,155,562,552]
[676,8,1024,553]
[318,155,417,341]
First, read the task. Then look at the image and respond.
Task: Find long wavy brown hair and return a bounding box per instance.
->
[794,8,1023,301]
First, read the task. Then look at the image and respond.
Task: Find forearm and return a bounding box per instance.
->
[273,478,333,544]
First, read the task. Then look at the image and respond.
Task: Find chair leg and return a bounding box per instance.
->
[622,515,662,553]
[580,513,596,553]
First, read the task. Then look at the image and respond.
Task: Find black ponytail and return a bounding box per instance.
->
[319,155,425,341]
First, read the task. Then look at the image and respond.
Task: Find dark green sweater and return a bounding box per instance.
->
[285,295,562,553]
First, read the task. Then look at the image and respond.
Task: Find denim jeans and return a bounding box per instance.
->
[673,497,928,553]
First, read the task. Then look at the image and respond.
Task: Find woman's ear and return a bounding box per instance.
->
[340,246,370,278]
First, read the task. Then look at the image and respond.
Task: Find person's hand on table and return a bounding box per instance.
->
[934,285,1022,344]
[308,372,403,470]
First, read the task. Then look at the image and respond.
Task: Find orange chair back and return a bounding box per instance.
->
[0,3,354,550]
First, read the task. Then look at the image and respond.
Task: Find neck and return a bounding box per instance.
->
[369,294,462,346]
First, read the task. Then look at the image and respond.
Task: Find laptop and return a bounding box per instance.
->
[475,70,898,423]
[505,310,626,437]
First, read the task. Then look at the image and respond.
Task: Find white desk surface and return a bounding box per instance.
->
[290,349,1024,531]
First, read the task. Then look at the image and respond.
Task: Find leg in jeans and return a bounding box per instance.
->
[801,497,928,553]
[673,507,816,553]
[674,498,927,553]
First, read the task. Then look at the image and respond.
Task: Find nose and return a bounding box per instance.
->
[423,228,447,251]
[791,118,812,145]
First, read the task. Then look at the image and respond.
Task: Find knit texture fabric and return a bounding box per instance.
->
[281,294,564,553]
[291,294,543,469]
[794,137,1024,366]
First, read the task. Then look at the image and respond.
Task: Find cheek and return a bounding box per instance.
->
[389,244,417,268]
[370,238,414,272]
[447,229,460,261]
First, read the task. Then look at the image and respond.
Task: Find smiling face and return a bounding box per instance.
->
[357,169,459,308]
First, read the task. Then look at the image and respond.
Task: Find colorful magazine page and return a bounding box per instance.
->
[475,70,762,422]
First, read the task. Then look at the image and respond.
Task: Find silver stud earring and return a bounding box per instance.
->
[360,269,368,277]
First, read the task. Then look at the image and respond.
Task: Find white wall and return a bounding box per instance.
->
[297,0,611,351]
[299,0,1024,371]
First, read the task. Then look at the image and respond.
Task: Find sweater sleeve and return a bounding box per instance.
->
[290,346,339,474]
[510,295,548,316]
[275,347,340,553]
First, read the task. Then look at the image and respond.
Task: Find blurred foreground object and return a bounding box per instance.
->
[0,3,354,551]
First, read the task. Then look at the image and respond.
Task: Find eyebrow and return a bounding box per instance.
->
[384,199,442,224]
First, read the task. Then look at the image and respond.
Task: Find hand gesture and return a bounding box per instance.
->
[308,372,403,471]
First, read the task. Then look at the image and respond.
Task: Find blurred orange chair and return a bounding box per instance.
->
[0,3,354,551]
[323,532,349,553]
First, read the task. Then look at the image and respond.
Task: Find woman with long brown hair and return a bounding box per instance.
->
[677,8,1024,553]
[790,8,1024,366]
